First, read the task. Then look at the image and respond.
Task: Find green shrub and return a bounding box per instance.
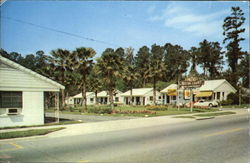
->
[146,105,168,110]
[220,99,233,106]
[69,106,75,112]
[112,110,156,114]
[227,93,239,105]
[88,107,112,114]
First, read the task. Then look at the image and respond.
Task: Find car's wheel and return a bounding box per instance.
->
[208,103,213,108]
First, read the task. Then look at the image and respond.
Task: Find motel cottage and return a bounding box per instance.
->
[195,79,237,101]
[0,56,64,127]
[66,92,96,105]
[97,90,123,104]
[121,88,162,105]
[160,84,177,105]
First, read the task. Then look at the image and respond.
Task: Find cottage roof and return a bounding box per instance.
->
[160,84,177,93]
[73,92,95,98]
[97,90,122,97]
[121,88,153,97]
[199,79,236,92]
[0,55,65,90]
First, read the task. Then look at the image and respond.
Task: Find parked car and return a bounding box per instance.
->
[194,100,218,108]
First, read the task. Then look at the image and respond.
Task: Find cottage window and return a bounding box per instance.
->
[173,96,176,100]
[159,96,161,99]
[150,96,153,101]
[115,97,119,102]
[0,91,22,108]
[90,98,94,102]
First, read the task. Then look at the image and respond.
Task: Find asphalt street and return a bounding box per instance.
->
[0,113,249,163]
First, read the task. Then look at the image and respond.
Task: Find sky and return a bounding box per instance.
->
[1,1,249,58]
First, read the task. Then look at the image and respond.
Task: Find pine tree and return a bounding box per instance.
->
[223,6,246,86]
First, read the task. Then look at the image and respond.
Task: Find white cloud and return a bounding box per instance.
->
[148,4,228,37]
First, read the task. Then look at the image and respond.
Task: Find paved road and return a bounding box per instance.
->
[46,112,139,122]
[1,113,249,163]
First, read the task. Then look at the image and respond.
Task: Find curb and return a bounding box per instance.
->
[195,116,215,120]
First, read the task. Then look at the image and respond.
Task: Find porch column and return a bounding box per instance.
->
[165,94,167,104]
[55,91,60,123]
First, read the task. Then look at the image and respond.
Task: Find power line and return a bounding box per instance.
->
[2,16,121,47]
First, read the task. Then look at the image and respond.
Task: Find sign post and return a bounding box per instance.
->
[180,76,203,112]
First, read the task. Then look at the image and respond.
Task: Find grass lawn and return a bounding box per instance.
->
[0,118,83,130]
[221,104,249,108]
[47,105,220,117]
[0,127,65,139]
[195,111,236,117]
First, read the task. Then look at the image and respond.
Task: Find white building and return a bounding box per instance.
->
[0,56,64,127]
[195,79,237,102]
[160,84,177,105]
[66,92,96,105]
[161,79,236,106]
[121,88,162,105]
[97,90,123,104]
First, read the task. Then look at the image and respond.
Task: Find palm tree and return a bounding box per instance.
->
[71,47,96,111]
[96,48,123,109]
[49,49,72,107]
[88,64,102,105]
[189,47,199,72]
[122,47,138,105]
[149,44,165,105]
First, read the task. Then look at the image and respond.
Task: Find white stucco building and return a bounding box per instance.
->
[121,88,162,105]
[97,90,123,104]
[66,92,96,105]
[195,79,237,101]
[0,56,64,127]
[160,84,177,105]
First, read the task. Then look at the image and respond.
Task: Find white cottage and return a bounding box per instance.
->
[160,84,177,105]
[195,79,237,102]
[0,56,64,127]
[97,90,123,104]
[121,88,162,105]
[66,92,96,105]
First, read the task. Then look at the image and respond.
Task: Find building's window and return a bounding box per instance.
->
[0,91,22,108]
[90,98,94,102]
[173,96,176,100]
[150,96,153,101]
[115,97,119,102]
[222,92,225,100]
[159,96,161,99]
[217,92,220,100]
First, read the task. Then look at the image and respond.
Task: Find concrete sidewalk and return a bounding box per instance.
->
[1,109,248,138]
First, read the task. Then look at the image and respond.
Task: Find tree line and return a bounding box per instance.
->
[0,6,249,109]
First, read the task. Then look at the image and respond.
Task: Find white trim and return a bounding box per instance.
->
[0,55,65,90]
